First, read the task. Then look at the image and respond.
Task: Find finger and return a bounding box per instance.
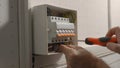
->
[60,45,75,65]
[106,42,120,54]
[67,45,83,49]
[59,45,73,54]
[115,27,120,43]
[67,45,76,48]
[106,27,119,37]
[75,46,84,50]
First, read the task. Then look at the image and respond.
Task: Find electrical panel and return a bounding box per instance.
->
[33,4,77,55]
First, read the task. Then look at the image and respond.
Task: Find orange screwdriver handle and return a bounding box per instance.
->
[85,37,117,46]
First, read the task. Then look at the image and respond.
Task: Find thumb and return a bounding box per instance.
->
[106,42,120,54]
[59,45,73,55]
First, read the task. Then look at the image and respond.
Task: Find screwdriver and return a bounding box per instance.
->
[85,37,117,46]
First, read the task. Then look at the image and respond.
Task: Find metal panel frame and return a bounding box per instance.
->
[18,0,32,68]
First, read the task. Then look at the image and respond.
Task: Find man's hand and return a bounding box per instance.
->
[106,27,120,54]
[60,45,109,68]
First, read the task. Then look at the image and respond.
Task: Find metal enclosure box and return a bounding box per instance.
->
[33,4,77,55]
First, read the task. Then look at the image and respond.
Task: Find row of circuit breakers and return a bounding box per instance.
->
[48,16,75,44]
[47,16,75,52]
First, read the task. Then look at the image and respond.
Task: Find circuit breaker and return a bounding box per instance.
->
[33,4,77,55]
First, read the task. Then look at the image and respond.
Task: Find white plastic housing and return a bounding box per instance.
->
[33,4,77,55]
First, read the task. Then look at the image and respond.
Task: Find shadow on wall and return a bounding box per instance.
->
[0,0,19,68]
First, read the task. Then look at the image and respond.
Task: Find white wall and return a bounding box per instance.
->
[111,0,120,27]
